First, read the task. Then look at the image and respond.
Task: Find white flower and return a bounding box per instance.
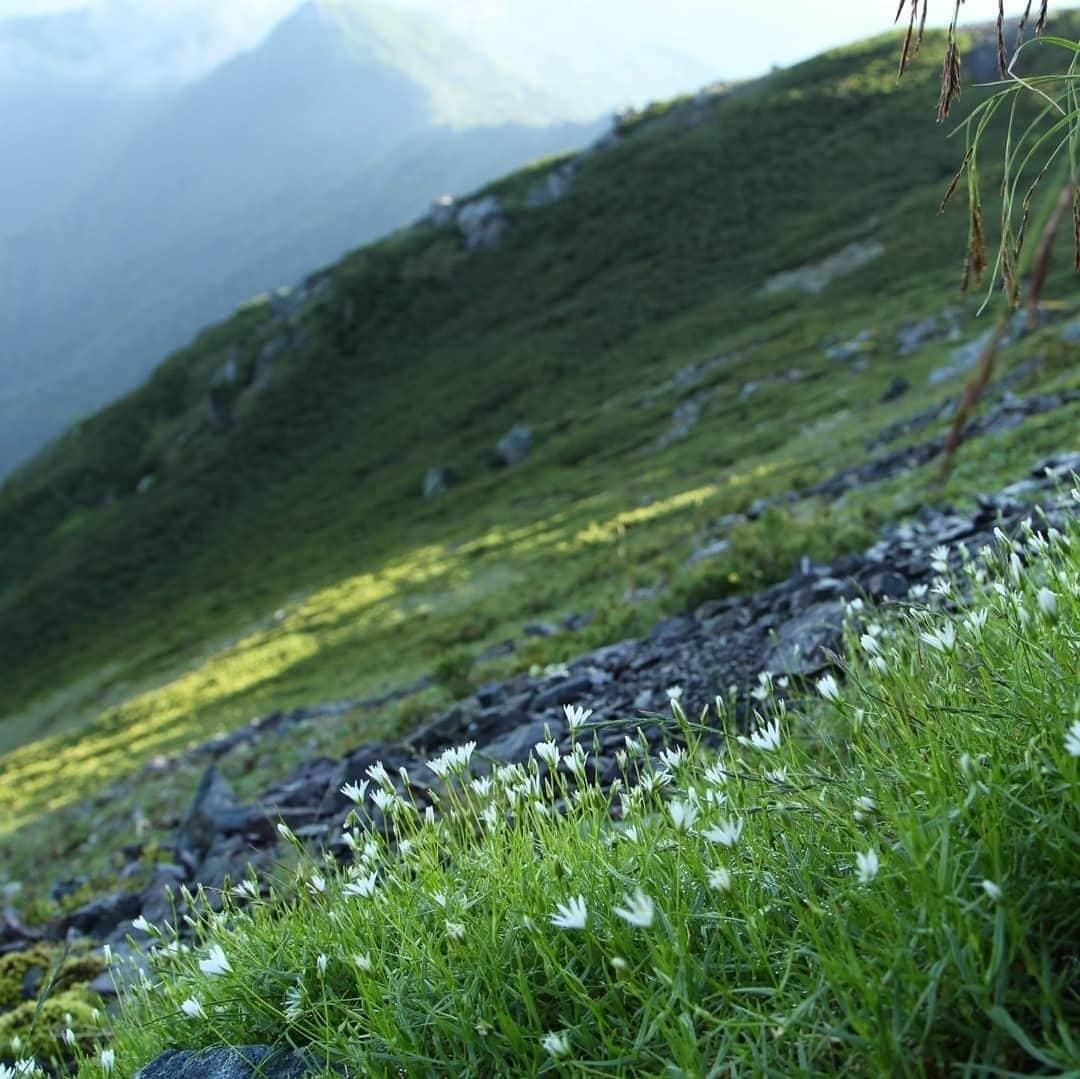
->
[667,799,700,832]
[637,770,673,794]
[564,704,593,733]
[276,822,296,843]
[765,766,789,786]
[340,780,369,804]
[366,760,392,787]
[307,874,326,896]
[855,849,879,884]
[1065,721,1080,758]
[132,915,153,934]
[343,871,379,899]
[62,1028,76,1047]
[550,894,588,930]
[445,920,466,941]
[920,623,956,653]
[371,788,396,812]
[542,1031,571,1057]
[564,743,589,779]
[426,741,476,778]
[981,879,1003,902]
[198,944,231,977]
[963,608,989,640]
[284,985,303,1023]
[316,953,328,976]
[860,633,881,657]
[702,818,743,847]
[1037,587,1058,618]
[659,746,686,771]
[102,944,113,966]
[739,719,782,752]
[908,583,928,600]
[470,776,493,797]
[534,740,561,769]
[613,888,655,928]
[231,880,258,900]
[751,672,774,701]
[180,997,206,1020]
[703,762,729,787]
[354,953,373,972]
[481,803,500,829]
[707,866,732,892]
[930,545,950,573]
[666,685,683,703]
[100,1050,115,1075]
[816,674,841,702]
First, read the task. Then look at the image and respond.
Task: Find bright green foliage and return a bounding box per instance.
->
[0,19,1078,916]
[84,517,1080,1075]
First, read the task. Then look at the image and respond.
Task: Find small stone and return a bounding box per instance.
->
[495,425,534,467]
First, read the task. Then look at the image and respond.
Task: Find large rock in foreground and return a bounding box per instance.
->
[135,1045,331,1078]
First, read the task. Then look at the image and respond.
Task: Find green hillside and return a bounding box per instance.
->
[1,18,1078,902]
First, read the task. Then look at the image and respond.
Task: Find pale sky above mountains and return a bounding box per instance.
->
[5,0,1075,93]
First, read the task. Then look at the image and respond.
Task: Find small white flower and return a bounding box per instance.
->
[100,1049,115,1075]
[739,718,782,752]
[702,817,743,847]
[307,874,327,896]
[470,776,493,797]
[981,879,1003,902]
[340,780,369,804]
[703,762,729,787]
[765,766,789,785]
[366,760,392,787]
[920,623,956,653]
[816,674,841,702]
[659,746,686,771]
[930,545,950,573]
[1037,587,1058,618]
[908,583,928,600]
[371,788,396,812]
[180,996,206,1020]
[132,915,153,934]
[963,608,989,640]
[855,849,879,884]
[62,1028,76,1047]
[1065,721,1080,758]
[102,944,113,966]
[751,671,774,701]
[316,953,328,976]
[550,894,588,930]
[613,888,655,928]
[564,743,589,779]
[481,803,500,829]
[666,685,683,703]
[276,822,296,843]
[354,953,373,972]
[860,633,881,657]
[231,880,259,900]
[542,1031,571,1057]
[198,944,231,977]
[343,871,378,899]
[707,866,732,892]
[637,769,673,794]
[284,985,303,1023]
[534,740,561,768]
[564,704,593,733]
[445,920,466,941]
[667,799,700,832]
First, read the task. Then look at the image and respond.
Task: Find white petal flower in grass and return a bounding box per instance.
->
[180,997,206,1020]
[343,871,378,899]
[702,818,743,847]
[542,1031,571,1057]
[667,799,700,832]
[231,880,258,900]
[666,685,683,703]
[445,920,466,941]
[371,788,396,813]
[920,623,956,653]
[340,780,369,804]
[981,879,1003,902]
[316,953,328,976]
[276,822,296,843]
[739,719,782,752]
[354,953,373,972]
[659,746,686,771]
[817,674,841,702]
[198,944,231,977]
[307,874,326,896]
[62,1028,75,1047]
[132,915,153,934]
[708,867,732,892]
[564,703,593,733]
[614,888,655,928]
[534,741,560,769]
[470,776,493,797]
[100,1050,115,1075]
[284,985,303,1023]
[1065,721,1080,758]
[550,894,588,930]
[638,770,673,795]
[1037,587,1058,618]
[855,849,879,883]
[366,761,392,787]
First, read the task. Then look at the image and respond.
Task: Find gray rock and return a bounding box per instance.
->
[134,1046,323,1079]
[58,889,143,935]
[496,425,533,467]
[457,196,508,251]
[139,864,188,926]
[658,398,703,447]
[479,719,553,766]
[761,240,885,296]
[881,376,909,402]
[762,601,845,676]
[687,539,731,565]
[175,766,272,869]
[825,329,873,363]
[525,162,577,208]
[533,674,594,713]
[1061,316,1080,343]
[422,467,451,498]
[426,194,457,228]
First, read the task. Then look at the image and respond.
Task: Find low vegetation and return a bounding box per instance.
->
[30,498,1070,1075]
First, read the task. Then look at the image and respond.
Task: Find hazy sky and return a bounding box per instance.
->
[5,0,1073,85]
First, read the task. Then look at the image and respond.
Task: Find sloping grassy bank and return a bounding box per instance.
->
[48,496,1077,1076]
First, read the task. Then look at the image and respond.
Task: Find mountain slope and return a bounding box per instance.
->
[0,17,1077,869]
[0,0,593,479]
